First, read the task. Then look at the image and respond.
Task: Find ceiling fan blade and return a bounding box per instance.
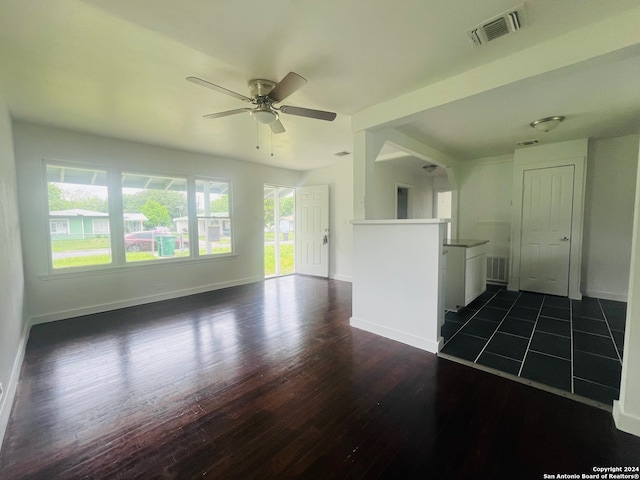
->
[269,72,307,102]
[203,108,252,119]
[279,105,337,121]
[186,76,253,102]
[270,119,286,134]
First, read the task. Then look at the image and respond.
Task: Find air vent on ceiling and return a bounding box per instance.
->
[516,139,540,147]
[466,5,527,46]
[333,150,351,157]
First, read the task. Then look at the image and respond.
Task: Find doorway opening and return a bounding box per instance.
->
[396,184,411,219]
[435,189,452,239]
[264,185,295,277]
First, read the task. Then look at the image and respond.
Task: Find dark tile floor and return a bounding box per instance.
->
[440,284,626,406]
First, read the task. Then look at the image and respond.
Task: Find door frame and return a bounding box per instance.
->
[263,184,296,277]
[509,140,588,299]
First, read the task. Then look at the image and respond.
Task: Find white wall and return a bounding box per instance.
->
[582,135,639,300]
[456,137,638,300]
[0,101,26,448]
[301,157,354,281]
[457,154,513,258]
[370,158,434,220]
[13,122,303,323]
[613,135,640,436]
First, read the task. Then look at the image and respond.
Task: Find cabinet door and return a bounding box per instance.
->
[465,253,487,304]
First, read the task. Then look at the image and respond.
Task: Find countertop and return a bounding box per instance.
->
[443,239,489,248]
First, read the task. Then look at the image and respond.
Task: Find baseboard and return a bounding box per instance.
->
[331,274,352,283]
[349,316,441,354]
[30,276,263,325]
[0,319,31,451]
[613,400,640,437]
[583,290,628,302]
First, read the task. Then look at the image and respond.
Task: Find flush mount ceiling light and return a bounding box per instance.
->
[530,115,565,132]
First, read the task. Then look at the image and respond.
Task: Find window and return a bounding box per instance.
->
[196,179,232,256]
[47,164,111,269]
[44,162,233,271]
[50,219,69,235]
[122,172,189,262]
[92,218,110,235]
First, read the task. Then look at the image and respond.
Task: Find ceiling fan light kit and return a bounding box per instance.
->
[529,115,565,132]
[251,108,278,124]
[186,72,337,136]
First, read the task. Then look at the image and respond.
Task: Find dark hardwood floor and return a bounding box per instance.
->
[1,275,639,479]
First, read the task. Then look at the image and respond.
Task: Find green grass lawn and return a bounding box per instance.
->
[52,240,294,275]
[53,252,155,268]
[198,246,232,255]
[264,232,295,242]
[264,244,294,276]
[52,237,110,251]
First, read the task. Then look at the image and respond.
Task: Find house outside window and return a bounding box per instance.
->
[46,163,112,269]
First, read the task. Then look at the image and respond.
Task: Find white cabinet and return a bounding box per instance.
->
[444,241,488,311]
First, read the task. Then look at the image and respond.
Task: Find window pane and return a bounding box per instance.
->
[122,173,189,262]
[196,179,232,256]
[47,164,111,269]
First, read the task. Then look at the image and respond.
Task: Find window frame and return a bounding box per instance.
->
[194,177,234,258]
[45,160,113,271]
[43,159,236,275]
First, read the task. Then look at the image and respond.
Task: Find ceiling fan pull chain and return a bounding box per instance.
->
[256,121,260,150]
[270,130,274,157]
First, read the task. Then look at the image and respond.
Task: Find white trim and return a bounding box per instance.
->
[613,400,640,437]
[350,316,442,354]
[583,290,628,302]
[0,319,30,451]
[29,276,263,325]
[331,274,352,283]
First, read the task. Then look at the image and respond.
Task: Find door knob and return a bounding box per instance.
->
[323,234,328,245]
[560,236,570,241]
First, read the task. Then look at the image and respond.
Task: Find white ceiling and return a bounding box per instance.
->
[1,0,639,170]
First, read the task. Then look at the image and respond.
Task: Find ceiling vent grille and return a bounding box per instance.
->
[333,150,351,157]
[466,5,527,46]
[516,139,540,147]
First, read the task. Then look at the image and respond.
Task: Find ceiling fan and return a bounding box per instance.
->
[186,72,337,134]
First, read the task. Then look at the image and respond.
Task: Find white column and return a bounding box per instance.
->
[352,130,384,221]
[613,142,640,437]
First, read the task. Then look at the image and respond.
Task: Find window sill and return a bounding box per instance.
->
[39,253,238,281]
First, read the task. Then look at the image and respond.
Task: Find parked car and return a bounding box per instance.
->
[151,226,171,234]
[124,231,189,252]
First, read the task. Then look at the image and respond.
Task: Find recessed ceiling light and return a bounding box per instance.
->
[333,151,351,157]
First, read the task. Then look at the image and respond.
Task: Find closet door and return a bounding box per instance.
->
[520,165,574,296]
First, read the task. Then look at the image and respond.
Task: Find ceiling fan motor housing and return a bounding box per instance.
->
[248,79,276,98]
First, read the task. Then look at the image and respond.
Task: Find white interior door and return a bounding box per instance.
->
[520,165,574,296]
[295,185,329,277]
